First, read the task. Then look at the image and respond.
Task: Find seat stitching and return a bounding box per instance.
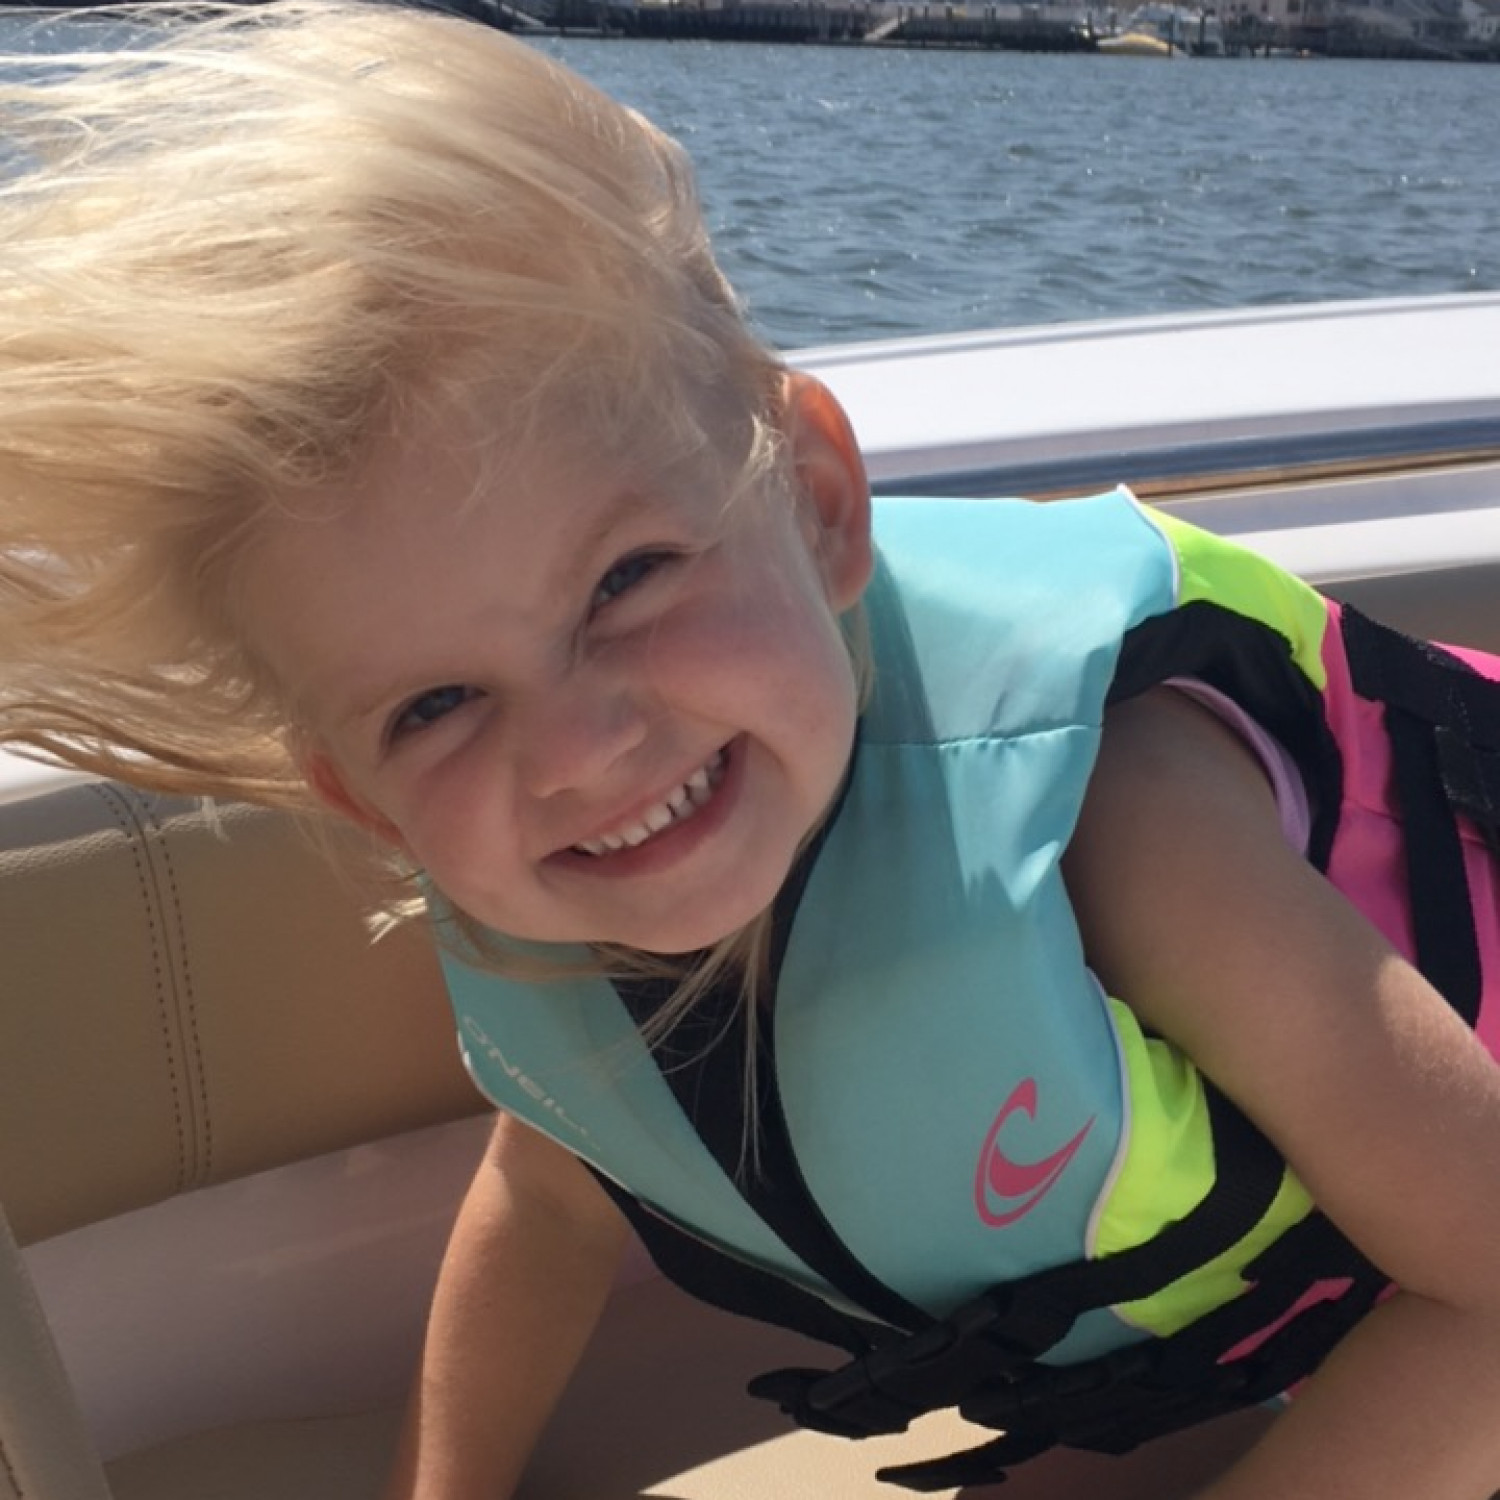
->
[136,796,212,1182]
[87,783,188,1190]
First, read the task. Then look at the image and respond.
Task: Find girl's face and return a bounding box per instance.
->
[243,376,873,955]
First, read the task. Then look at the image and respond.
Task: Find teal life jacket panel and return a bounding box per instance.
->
[437,489,1500,1490]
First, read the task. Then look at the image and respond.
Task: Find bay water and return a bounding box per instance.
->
[3,9,1498,349]
[541,38,1500,348]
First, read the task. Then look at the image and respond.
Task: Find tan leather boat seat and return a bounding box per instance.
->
[0,781,478,1500]
[0,783,478,1251]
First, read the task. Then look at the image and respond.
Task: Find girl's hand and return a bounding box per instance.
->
[1065,688,1500,1499]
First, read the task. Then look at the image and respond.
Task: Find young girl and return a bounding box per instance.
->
[3,5,1500,1498]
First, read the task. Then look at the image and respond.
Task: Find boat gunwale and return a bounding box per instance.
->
[866,415,1500,502]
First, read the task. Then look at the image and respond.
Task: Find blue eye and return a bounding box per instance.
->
[390,684,476,740]
[593,551,667,611]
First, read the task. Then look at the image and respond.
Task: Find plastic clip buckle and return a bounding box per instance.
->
[747,1364,916,1439]
[748,1282,1078,1441]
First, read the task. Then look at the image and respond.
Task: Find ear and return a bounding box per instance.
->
[783,372,874,612]
[298,743,409,851]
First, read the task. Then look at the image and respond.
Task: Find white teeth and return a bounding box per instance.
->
[642,802,675,834]
[573,749,726,858]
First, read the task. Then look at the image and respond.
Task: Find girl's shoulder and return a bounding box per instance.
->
[1065,688,1500,1319]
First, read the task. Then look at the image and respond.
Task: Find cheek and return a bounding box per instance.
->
[710,603,858,768]
[659,608,847,735]
[380,764,517,890]
[685,564,850,684]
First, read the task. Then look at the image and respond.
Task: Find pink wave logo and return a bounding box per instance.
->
[974,1079,1095,1228]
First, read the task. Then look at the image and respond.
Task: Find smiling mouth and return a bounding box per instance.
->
[572,749,728,858]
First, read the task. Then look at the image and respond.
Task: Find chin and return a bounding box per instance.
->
[618,891,777,959]
[621,916,756,959]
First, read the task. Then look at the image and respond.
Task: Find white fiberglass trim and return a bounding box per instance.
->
[799,293,1500,481]
[1230,506,1500,587]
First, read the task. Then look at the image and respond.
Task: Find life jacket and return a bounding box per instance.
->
[437,488,1500,1491]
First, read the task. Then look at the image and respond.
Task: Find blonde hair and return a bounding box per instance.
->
[0,0,786,803]
[0,1,863,1063]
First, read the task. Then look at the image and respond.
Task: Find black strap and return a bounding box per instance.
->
[1341,605,1493,1024]
[610,742,934,1340]
[1340,604,1500,746]
[878,1215,1390,1492]
[608,964,930,1336]
[1028,1085,1285,1309]
[1384,709,1484,1025]
[587,1172,886,1357]
[1436,729,1500,847]
[1113,600,1345,871]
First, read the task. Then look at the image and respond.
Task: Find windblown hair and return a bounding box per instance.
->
[0,2,866,1083]
[0,0,787,808]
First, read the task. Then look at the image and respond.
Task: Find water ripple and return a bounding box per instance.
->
[539,39,1500,345]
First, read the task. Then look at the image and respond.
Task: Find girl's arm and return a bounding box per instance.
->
[1064,689,1500,1500]
[382,1112,630,1500]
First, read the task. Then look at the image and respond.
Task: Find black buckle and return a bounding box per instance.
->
[876,1341,1260,1492]
[747,1364,919,1439]
[747,1281,1078,1439]
[957,1339,1160,1433]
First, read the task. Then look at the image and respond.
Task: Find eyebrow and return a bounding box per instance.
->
[331,485,672,740]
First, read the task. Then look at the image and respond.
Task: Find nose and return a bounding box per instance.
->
[511,662,649,800]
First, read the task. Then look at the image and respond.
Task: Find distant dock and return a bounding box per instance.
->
[470,0,1500,59]
[542,0,1100,49]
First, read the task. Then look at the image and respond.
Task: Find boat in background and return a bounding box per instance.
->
[4,292,1500,1500]
[1098,26,1183,54]
[1097,3,1226,53]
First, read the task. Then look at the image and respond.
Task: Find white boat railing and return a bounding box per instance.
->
[798,292,1500,504]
